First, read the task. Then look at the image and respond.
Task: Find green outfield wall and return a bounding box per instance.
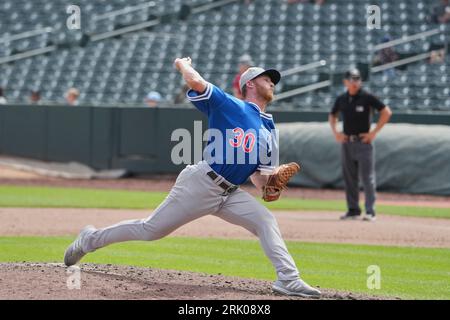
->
[1,104,449,193]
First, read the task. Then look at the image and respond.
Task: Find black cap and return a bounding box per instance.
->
[344,68,361,80]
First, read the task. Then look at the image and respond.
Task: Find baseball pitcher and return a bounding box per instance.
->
[64,57,321,298]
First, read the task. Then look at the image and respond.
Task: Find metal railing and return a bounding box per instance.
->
[91,0,237,22]
[92,1,157,21]
[192,0,240,14]
[0,46,57,65]
[371,52,434,73]
[91,0,238,42]
[90,18,161,42]
[276,27,446,102]
[371,28,441,51]
[274,80,331,102]
[274,60,327,102]
[280,60,327,77]
[0,27,53,44]
[0,0,236,61]
[370,27,446,74]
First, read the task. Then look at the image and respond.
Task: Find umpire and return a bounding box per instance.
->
[328,68,392,221]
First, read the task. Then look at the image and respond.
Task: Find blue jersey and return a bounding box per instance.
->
[187,82,277,185]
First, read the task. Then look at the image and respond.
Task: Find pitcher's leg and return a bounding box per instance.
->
[83,165,221,252]
[84,196,193,252]
[215,190,299,281]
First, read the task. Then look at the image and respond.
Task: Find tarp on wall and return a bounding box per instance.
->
[277,122,450,196]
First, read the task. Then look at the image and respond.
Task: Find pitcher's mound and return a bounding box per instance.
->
[0,263,392,300]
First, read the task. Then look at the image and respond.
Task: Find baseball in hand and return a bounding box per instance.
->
[174,57,192,70]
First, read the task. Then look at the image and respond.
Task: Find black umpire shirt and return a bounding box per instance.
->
[330,89,386,135]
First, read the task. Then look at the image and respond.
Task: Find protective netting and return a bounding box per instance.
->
[277,122,450,196]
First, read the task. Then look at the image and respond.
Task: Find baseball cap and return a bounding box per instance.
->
[382,34,392,43]
[145,91,162,101]
[239,67,281,93]
[344,68,361,80]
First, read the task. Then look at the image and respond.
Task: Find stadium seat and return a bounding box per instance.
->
[0,0,447,110]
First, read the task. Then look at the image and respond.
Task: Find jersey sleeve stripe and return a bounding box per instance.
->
[260,113,273,120]
[186,83,213,101]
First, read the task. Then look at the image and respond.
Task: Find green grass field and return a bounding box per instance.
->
[1,185,449,218]
[0,236,449,300]
[1,185,448,300]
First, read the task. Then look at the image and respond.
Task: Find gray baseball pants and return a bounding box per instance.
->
[81,161,300,281]
[341,141,376,215]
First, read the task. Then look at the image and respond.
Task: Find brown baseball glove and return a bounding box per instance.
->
[262,162,301,202]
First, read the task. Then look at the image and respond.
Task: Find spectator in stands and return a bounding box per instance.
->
[372,35,399,78]
[429,48,445,64]
[0,87,7,104]
[174,84,190,104]
[29,90,41,104]
[65,88,80,106]
[430,0,450,24]
[232,54,254,99]
[145,91,162,107]
[328,68,392,222]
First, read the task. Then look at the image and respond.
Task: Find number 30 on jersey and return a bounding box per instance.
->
[229,128,256,153]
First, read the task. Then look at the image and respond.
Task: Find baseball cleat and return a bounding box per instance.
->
[363,214,376,222]
[340,213,361,220]
[272,278,321,298]
[64,225,95,267]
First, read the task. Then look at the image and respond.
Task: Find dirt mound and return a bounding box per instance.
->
[0,263,390,300]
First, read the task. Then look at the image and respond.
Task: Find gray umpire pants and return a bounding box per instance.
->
[341,141,376,215]
[81,161,300,281]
